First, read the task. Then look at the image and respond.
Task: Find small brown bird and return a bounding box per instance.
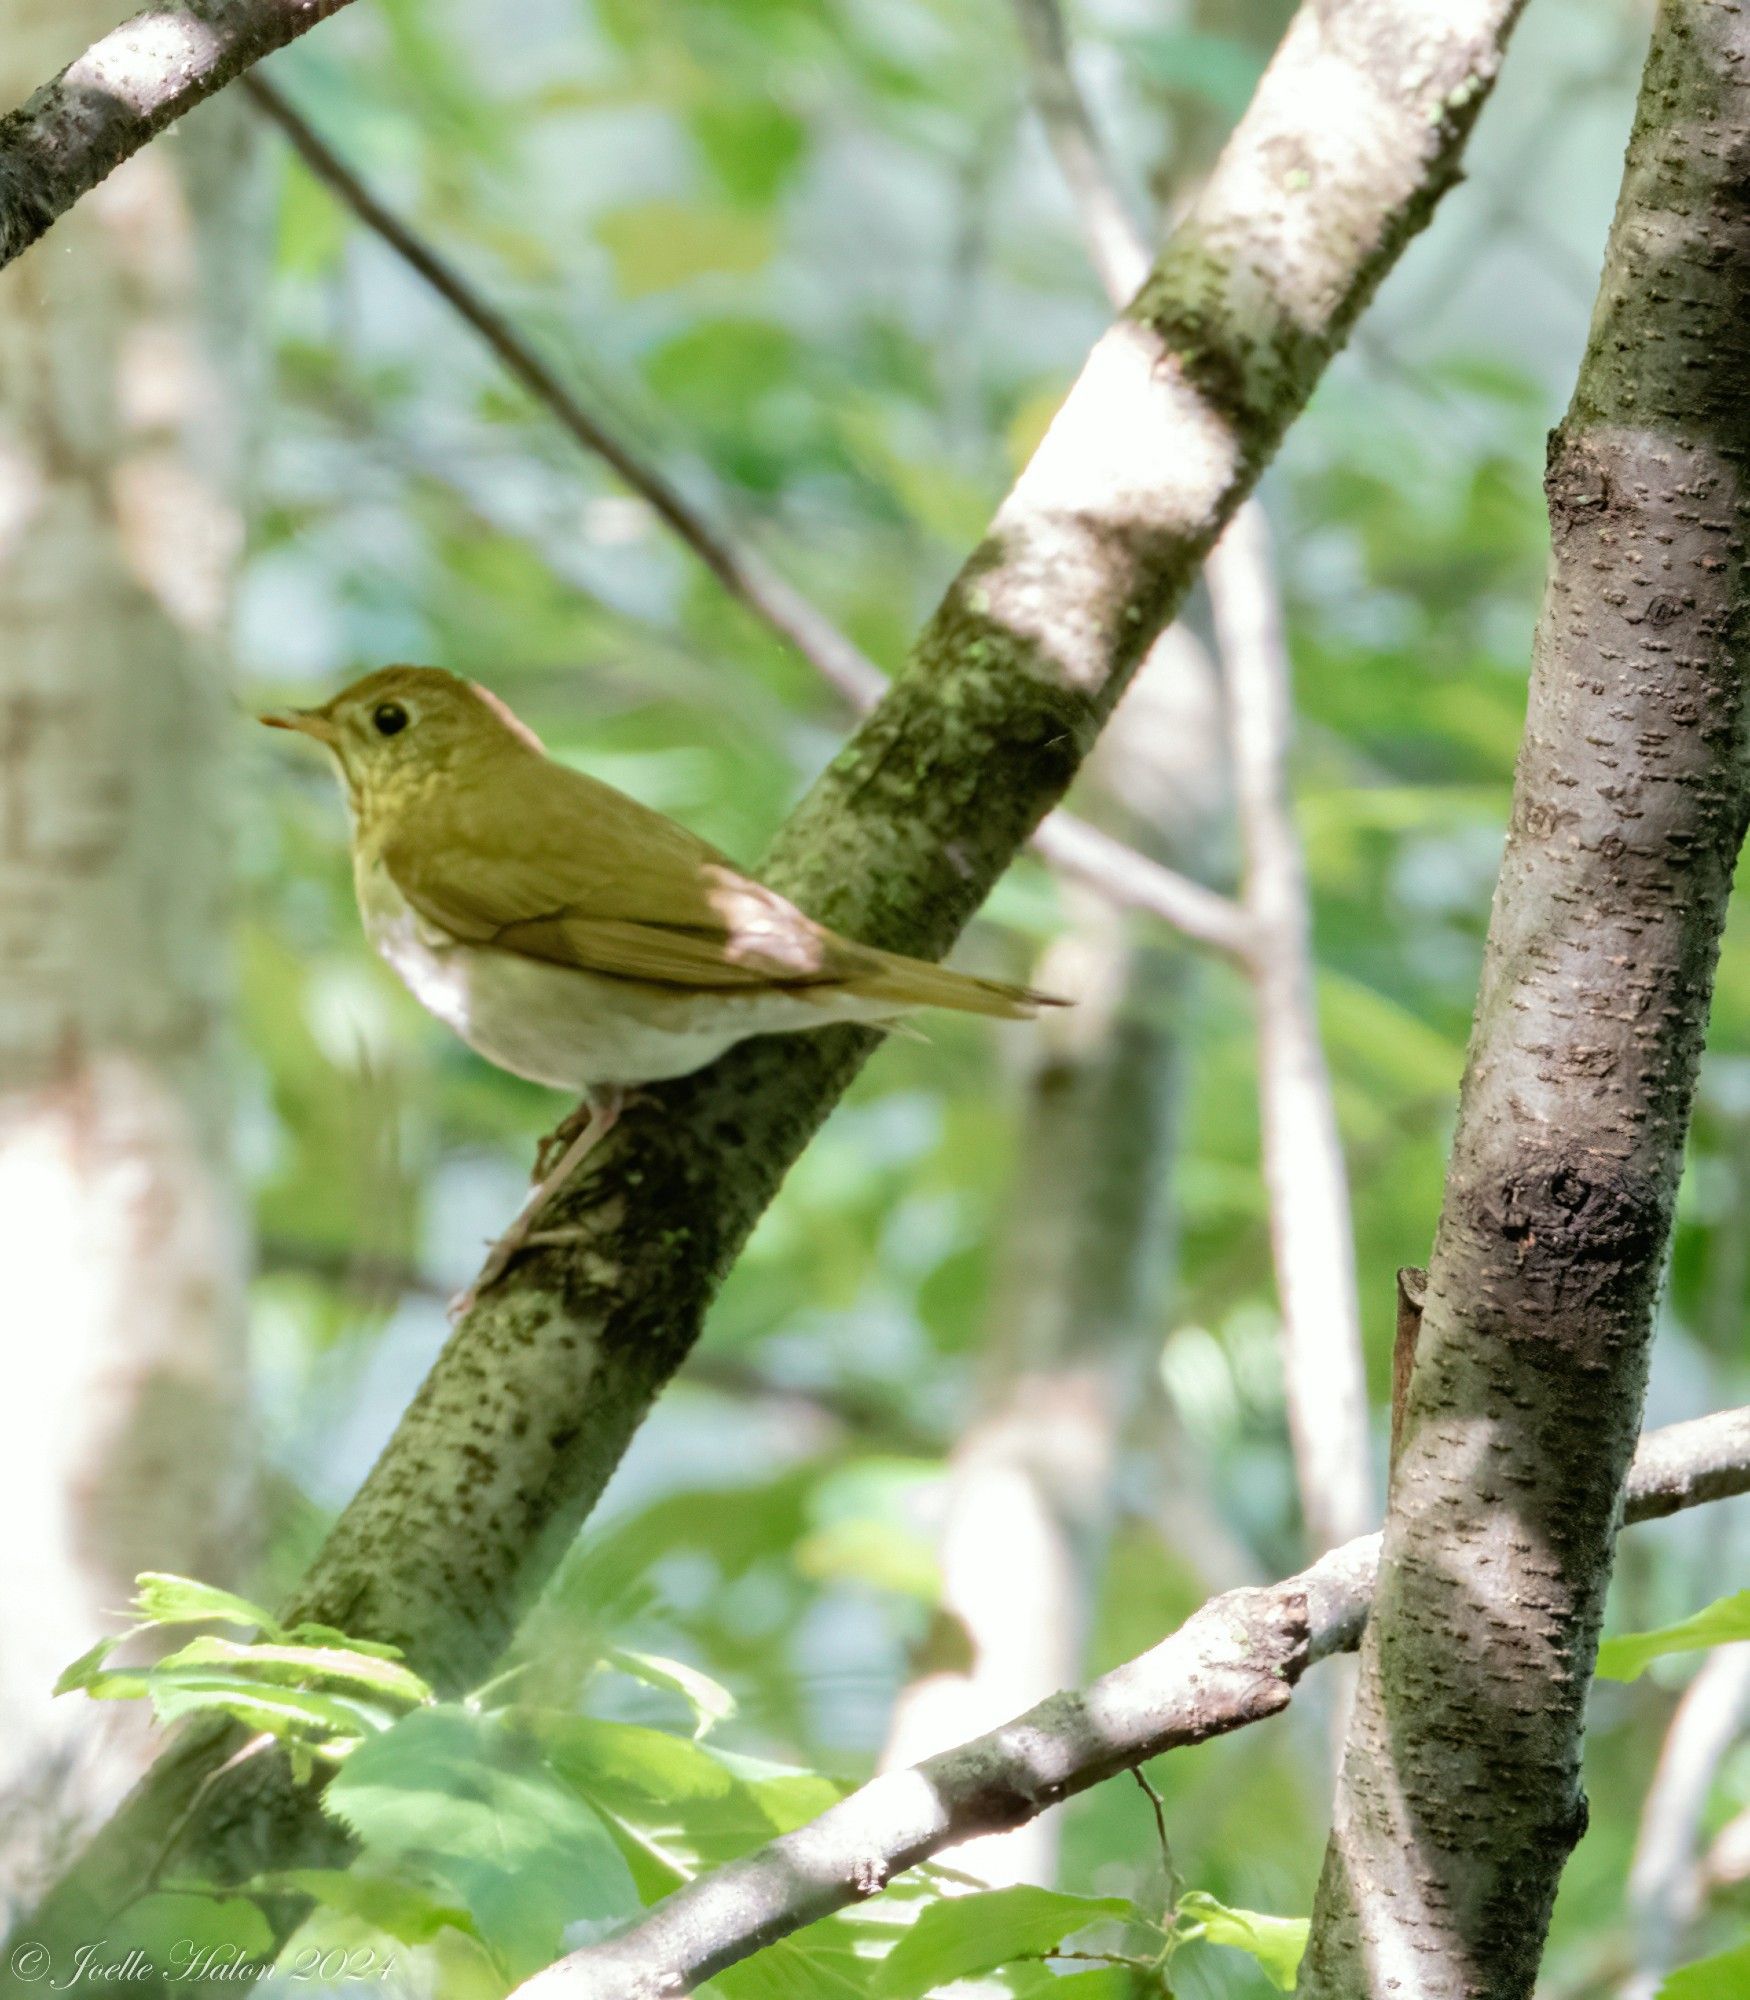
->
[264,667,1059,1304]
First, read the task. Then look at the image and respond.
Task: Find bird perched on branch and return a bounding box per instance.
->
[264,666,1061,1308]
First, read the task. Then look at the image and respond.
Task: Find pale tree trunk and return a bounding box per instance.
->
[879,631,1228,1887]
[0,1,256,1916]
[1301,4,1750,1991]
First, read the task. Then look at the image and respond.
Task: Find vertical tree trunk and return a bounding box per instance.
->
[0,1,256,1914]
[1300,4,1750,1991]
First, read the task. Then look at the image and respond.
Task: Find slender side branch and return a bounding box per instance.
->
[514,1408,1750,2000]
[1012,0,1151,301]
[0,1,355,270]
[1216,506,1372,1552]
[25,0,1527,1945]
[243,74,885,712]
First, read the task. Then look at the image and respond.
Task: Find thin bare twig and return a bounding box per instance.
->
[243,71,1250,960]
[512,1406,1750,2000]
[244,72,885,710]
[1012,0,1150,301]
[1214,506,1373,1552]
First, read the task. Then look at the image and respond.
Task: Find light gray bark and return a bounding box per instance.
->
[0,1,353,273]
[0,0,258,1917]
[1301,6,1750,1991]
[511,1408,1750,2000]
[21,0,1528,1947]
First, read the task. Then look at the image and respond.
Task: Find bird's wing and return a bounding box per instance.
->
[383,769,871,993]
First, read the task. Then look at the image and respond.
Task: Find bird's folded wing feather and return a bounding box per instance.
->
[383,771,871,993]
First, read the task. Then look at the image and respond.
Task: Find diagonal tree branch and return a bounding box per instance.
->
[0,1,355,271]
[20,0,1528,1952]
[513,1407,1750,2000]
[1303,6,1750,1990]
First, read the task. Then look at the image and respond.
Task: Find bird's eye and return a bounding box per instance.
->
[372,701,409,738]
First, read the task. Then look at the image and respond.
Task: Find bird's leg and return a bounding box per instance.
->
[532,1099,601,1182]
[450,1088,625,1320]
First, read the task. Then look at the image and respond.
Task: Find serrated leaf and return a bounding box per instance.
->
[1596,1593,1750,1681]
[1179,1892,1308,1992]
[873,1887,1134,1998]
[158,1636,432,1708]
[55,1636,123,1696]
[606,1647,737,1737]
[283,1622,415,1662]
[323,1706,640,1977]
[131,1573,283,1638]
[145,1670,385,1746]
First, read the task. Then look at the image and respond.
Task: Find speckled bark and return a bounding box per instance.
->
[1301,7,1750,1994]
[0,1,354,272]
[21,0,1528,1948]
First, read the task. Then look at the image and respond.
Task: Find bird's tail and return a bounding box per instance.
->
[851,948,1068,1021]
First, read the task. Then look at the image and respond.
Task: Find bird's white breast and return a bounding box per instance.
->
[353,854,836,1091]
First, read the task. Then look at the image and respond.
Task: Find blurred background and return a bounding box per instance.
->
[3,0,1747,1993]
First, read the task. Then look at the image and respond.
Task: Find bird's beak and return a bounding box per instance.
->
[260,706,338,747]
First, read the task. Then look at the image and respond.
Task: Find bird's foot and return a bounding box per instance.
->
[450,1092,626,1320]
[532,1086,653,1181]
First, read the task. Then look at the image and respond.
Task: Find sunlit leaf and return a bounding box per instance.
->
[323,1706,640,1977]
[1661,1941,1750,1997]
[873,1887,1134,1998]
[131,1574,283,1637]
[1178,1891,1309,1992]
[605,1646,737,1737]
[1596,1593,1750,1681]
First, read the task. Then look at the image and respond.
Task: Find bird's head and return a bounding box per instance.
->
[262,665,545,821]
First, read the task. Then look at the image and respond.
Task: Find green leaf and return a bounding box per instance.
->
[605,1647,737,1737]
[1661,1941,1750,1997]
[108,1892,273,1967]
[131,1573,284,1638]
[538,1716,795,1901]
[145,1670,387,1747]
[1596,1592,1750,1680]
[323,1706,640,1978]
[596,201,774,297]
[55,1636,123,1696]
[691,97,807,208]
[256,1869,481,1946]
[1178,1892,1309,1992]
[873,1887,1134,1998]
[157,1636,433,1708]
